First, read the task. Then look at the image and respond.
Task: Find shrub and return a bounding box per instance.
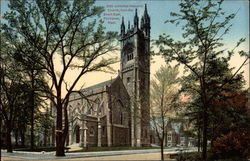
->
[211,131,250,159]
[176,152,202,161]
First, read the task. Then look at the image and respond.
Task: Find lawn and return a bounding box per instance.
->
[67,146,159,153]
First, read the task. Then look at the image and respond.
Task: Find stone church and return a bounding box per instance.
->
[65,5,151,147]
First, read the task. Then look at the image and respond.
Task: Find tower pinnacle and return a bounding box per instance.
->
[121,16,125,35]
[141,4,150,37]
[134,9,139,28]
[144,4,150,23]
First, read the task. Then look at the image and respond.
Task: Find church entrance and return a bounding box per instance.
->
[74,125,80,143]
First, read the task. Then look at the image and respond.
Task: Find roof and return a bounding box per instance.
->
[150,119,181,133]
[79,77,117,92]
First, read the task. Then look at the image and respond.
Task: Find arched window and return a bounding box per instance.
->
[89,126,94,136]
[123,43,134,62]
[77,102,81,113]
[117,100,124,125]
[102,127,105,137]
[127,77,131,83]
[100,104,104,116]
[87,103,92,115]
[127,52,134,61]
[167,134,172,141]
[95,98,100,104]
[68,105,72,119]
[120,112,123,125]
[94,98,101,116]
[72,108,76,118]
[74,125,80,143]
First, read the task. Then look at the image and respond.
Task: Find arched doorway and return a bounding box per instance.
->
[74,125,80,143]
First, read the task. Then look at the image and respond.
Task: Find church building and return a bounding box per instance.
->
[64,5,151,147]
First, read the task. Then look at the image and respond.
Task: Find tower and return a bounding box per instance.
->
[120,5,150,147]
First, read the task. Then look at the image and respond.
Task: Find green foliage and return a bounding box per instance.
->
[67,146,157,153]
[3,0,119,155]
[151,65,180,120]
[155,0,248,85]
[14,146,65,152]
[3,0,119,101]
[154,0,248,159]
[0,34,28,120]
[0,33,35,151]
[151,65,180,111]
[150,65,181,143]
[150,65,181,161]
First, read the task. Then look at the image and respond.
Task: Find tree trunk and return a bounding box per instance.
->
[30,100,34,150]
[30,72,35,151]
[198,126,201,152]
[6,125,13,153]
[202,104,208,160]
[21,129,25,147]
[55,104,65,156]
[160,130,165,161]
[44,129,47,147]
[210,123,215,149]
[161,141,164,161]
[63,103,69,147]
[200,77,208,161]
[0,116,2,160]
[211,133,215,150]
[52,125,55,146]
[15,129,18,147]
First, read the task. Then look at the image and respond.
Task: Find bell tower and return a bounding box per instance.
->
[120,5,150,147]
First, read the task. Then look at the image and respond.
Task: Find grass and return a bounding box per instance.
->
[14,146,69,152]
[66,146,159,153]
[6,145,159,153]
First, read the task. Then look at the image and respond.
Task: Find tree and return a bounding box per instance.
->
[155,0,249,159]
[209,90,250,147]
[0,69,30,152]
[12,40,47,150]
[212,131,250,160]
[0,34,31,152]
[179,49,246,152]
[35,105,54,147]
[150,65,180,161]
[2,24,48,150]
[13,104,30,147]
[3,0,118,156]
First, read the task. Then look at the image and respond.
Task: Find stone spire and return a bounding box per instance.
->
[134,9,139,28]
[143,4,150,24]
[121,16,125,36]
[141,4,150,37]
[128,20,130,30]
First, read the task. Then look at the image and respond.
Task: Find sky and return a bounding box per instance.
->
[85,0,249,91]
[1,0,249,94]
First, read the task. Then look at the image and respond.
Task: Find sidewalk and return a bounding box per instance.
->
[2,153,176,161]
[2,147,196,160]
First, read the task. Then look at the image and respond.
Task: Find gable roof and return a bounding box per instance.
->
[79,77,117,92]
